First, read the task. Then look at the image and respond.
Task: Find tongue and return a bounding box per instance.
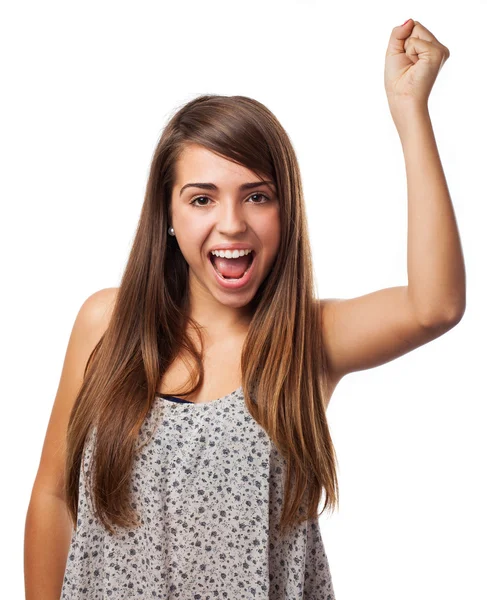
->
[213,254,252,279]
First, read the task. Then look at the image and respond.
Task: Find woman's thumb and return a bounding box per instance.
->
[387,19,415,54]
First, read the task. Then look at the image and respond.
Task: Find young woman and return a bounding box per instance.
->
[25,19,464,599]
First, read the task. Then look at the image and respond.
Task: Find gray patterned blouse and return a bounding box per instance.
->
[60,386,336,599]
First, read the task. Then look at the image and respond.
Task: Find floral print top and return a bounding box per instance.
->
[61,386,336,599]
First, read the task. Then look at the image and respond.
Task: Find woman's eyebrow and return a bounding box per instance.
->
[179,180,275,196]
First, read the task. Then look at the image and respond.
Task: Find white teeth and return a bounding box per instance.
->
[210,249,253,259]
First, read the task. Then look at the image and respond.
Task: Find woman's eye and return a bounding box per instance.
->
[189,193,269,207]
[248,193,269,204]
[190,196,211,207]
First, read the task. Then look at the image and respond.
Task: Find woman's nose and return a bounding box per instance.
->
[215,203,247,235]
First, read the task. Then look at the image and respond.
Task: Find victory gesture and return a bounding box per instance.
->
[384,19,450,109]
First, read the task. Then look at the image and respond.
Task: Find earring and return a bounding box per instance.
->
[168,226,175,236]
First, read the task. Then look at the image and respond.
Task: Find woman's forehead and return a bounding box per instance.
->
[174,146,273,193]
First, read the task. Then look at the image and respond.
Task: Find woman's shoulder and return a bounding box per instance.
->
[77,287,119,337]
[82,287,119,318]
[29,287,120,501]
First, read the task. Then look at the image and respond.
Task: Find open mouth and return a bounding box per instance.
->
[208,250,255,280]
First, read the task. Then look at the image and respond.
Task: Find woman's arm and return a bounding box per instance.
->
[390,103,466,323]
[318,21,465,384]
[387,20,465,323]
[24,287,118,599]
[24,491,73,600]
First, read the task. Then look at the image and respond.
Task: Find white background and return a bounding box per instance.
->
[2,1,485,598]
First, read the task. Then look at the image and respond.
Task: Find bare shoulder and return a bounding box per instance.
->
[79,287,119,330]
[29,287,119,501]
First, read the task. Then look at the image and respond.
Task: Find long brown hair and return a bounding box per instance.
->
[64,94,339,536]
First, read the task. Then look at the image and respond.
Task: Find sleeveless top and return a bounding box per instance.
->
[60,386,336,599]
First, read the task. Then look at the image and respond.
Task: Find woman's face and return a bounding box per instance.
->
[170,143,281,312]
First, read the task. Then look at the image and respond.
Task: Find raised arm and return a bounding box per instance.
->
[320,20,465,385]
